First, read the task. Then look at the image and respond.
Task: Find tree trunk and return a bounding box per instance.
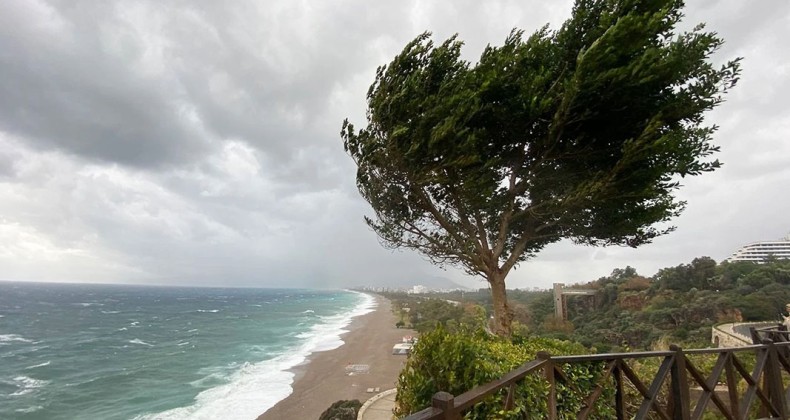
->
[488,271,513,336]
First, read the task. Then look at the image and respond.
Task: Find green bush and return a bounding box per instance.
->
[318,399,362,420]
[395,327,614,419]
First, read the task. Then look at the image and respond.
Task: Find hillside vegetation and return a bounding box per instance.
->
[383,258,790,418]
[385,258,790,351]
[540,257,790,351]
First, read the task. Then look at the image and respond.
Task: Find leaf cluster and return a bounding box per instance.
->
[394,327,612,419]
[318,399,362,420]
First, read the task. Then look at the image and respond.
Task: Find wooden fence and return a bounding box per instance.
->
[403,336,790,419]
[752,324,790,346]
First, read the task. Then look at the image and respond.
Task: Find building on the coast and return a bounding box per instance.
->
[408,285,430,294]
[728,234,790,263]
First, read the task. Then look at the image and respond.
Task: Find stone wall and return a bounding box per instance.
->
[711,322,777,347]
[711,323,750,347]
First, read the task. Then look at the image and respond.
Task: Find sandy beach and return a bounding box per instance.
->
[257,295,411,420]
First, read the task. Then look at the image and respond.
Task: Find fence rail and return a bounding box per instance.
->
[402,326,790,420]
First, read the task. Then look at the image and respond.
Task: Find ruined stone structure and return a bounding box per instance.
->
[552,283,596,321]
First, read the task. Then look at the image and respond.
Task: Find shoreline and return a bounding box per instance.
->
[257,294,411,419]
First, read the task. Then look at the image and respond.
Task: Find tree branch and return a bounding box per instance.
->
[400,219,487,275]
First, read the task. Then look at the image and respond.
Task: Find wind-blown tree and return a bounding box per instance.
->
[342,0,740,336]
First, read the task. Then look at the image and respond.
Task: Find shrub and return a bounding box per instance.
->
[395,327,614,419]
[318,399,362,420]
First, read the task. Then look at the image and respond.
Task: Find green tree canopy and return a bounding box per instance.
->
[342,0,740,335]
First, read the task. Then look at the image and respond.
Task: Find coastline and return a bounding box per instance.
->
[257,294,411,419]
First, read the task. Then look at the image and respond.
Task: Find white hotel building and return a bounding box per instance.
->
[728,234,790,263]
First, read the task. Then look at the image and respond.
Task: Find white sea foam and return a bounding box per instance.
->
[134,291,377,420]
[15,405,43,413]
[10,375,49,396]
[25,361,51,369]
[101,310,121,314]
[196,309,219,313]
[0,334,33,345]
[129,339,154,347]
[27,344,49,353]
[302,309,315,314]
[177,341,190,346]
[188,372,227,388]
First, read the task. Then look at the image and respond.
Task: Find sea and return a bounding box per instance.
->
[0,281,376,420]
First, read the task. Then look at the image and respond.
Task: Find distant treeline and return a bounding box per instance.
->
[381,257,790,351]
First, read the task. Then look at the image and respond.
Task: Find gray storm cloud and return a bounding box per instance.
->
[0,0,788,289]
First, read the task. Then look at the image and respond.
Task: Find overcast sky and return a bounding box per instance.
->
[0,0,788,290]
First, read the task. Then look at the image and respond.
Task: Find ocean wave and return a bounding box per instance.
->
[134,354,297,420]
[0,334,34,345]
[10,375,49,396]
[134,291,377,420]
[74,302,104,307]
[15,405,44,413]
[101,310,121,314]
[188,372,227,388]
[177,341,190,346]
[25,361,51,369]
[301,292,376,353]
[301,309,315,314]
[195,309,219,313]
[129,339,154,347]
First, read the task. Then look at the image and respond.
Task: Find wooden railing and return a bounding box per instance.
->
[403,340,790,420]
[751,324,790,345]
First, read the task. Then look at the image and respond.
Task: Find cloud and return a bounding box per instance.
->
[0,0,788,290]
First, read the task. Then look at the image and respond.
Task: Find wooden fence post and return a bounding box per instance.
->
[724,353,740,417]
[669,345,690,420]
[432,391,460,420]
[762,340,788,419]
[750,326,760,344]
[614,361,626,420]
[538,351,556,420]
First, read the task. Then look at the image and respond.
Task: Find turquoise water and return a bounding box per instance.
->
[0,282,375,419]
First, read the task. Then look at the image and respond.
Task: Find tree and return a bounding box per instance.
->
[656,256,720,291]
[342,0,740,335]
